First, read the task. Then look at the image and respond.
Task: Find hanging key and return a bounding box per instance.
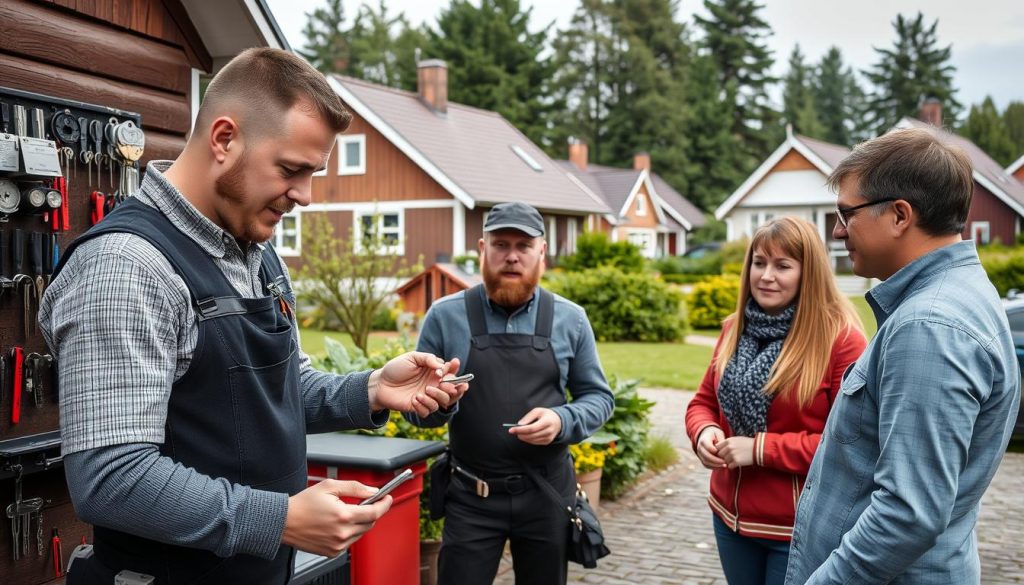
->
[36,510,43,557]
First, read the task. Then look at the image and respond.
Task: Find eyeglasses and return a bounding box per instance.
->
[835,197,899,228]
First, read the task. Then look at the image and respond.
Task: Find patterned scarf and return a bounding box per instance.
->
[717,300,796,437]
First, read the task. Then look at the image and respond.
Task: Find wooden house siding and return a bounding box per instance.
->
[965,184,1016,245]
[0,0,202,163]
[0,1,210,578]
[464,206,485,253]
[770,149,817,172]
[314,111,453,203]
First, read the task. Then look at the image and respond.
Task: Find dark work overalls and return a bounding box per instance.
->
[439,285,576,585]
[57,198,306,584]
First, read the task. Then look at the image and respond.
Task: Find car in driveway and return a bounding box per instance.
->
[1002,292,1024,439]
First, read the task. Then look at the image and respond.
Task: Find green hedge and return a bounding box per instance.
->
[558,232,645,273]
[979,246,1024,297]
[545,266,686,342]
[688,274,740,328]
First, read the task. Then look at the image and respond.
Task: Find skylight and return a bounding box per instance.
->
[510,144,544,172]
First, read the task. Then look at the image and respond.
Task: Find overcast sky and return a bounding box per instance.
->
[265,0,1024,113]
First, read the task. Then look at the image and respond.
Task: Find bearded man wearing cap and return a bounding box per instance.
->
[407,202,614,585]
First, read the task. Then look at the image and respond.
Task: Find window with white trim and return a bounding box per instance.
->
[636,193,647,215]
[547,217,557,255]
[337,134,366,176]
[971,221,991,245]
[274,212,301,256]
[355,210,404,255]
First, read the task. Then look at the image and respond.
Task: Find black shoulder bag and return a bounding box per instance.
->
[519,463,611,568]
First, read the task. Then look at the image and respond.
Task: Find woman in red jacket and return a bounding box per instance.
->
[685,217,866,585]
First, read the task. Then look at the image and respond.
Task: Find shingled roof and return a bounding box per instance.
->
[556,161,705,229]
[328,74,610,215]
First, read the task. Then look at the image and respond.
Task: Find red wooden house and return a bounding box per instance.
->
[278,60,612,274]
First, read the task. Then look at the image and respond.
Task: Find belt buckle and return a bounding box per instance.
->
[475,478,490,498]
[505,475,526,495]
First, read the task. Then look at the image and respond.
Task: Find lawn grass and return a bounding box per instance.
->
[596,341,712,389]
[299,328,715,390]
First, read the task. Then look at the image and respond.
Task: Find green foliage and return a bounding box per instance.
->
[862,12,961,133]
[301,0,425,89]
[650,253,722,278]
[688,274,741,328]
[979,245,1024,297]
[558,232,645,273]
[600,377,654,499]
[549,0,697,201]
[695,0,778,158]
[960,96,1016,166]
[545,266,686,342]
[1004,101,1024,156]
[425,0,559,149]
[681,56,751,210]
[814,46,869,146]
[644,435,679,472]
[782,45,826,139]
[297,213,422,353]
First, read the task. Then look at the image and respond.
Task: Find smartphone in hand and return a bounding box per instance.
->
[360,469,414,506]
[442,373,474,384]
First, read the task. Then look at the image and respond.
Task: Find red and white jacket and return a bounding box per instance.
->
[685,323,866,541]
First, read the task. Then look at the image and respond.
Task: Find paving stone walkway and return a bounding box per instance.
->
[494,388,1024,584]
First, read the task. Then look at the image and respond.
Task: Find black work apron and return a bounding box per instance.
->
[449,285,567,475]
[57,198,306,584]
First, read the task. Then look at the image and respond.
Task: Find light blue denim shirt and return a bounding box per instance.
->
[785,241,1021,585]
[406,286,614,444]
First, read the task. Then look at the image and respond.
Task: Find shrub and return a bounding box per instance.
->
[979,245,1024,297]
[649,253,722,277]
[644,435,679,472]
[558,232,645,273]
[545,266,686,341]
[600,377,654,499]
[688,274,740,328]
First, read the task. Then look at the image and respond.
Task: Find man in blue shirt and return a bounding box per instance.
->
[785,128,1021,584]
[411,202,614,585]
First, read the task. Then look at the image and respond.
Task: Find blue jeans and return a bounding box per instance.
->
[713,514,790,585]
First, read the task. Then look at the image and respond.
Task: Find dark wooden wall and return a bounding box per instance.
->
[965,183,1017,245]
[0,1,209,581]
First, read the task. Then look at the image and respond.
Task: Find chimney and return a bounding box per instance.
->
[417,59,448,114]
[568,139,588,171]
[919,98,942,127]
[633,152,651,172]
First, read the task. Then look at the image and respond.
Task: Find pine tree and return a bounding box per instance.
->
[1004,101,1024,159]
[682,54,748,211]
[694,0,778,158]
[301,0,350,74]
[550,0,693,178]
[862,12,961,133]
[424,0,558,148]
[813,47,868,146]
[301,0,425,90]
[346,2,426,90]
[960,97,1015,166]
[782,45,825,139]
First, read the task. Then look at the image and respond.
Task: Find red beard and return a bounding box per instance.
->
[482,258,544,307]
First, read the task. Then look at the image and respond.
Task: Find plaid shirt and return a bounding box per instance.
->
[38,162,382,559]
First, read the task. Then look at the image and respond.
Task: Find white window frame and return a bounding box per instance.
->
[971,221,991,245]
[636,193,647,216]
[626,228,657,257]
[547,216,557,256]
[337,134,366,176]
[354,209,405,255]
[273,212,301,256]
